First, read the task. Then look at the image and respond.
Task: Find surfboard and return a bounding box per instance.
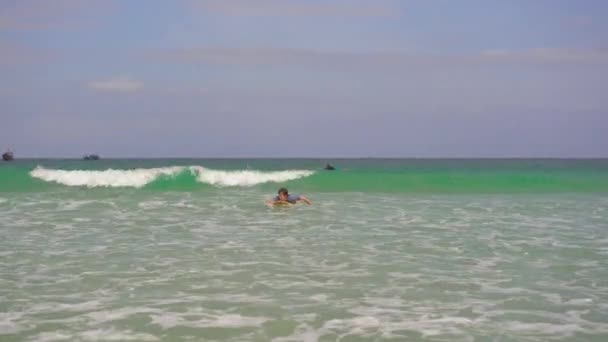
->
[273,201,294,207]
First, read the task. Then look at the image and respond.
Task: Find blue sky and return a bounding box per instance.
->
[1,0,607,157]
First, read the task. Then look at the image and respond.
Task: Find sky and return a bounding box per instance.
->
[1,0,607,158]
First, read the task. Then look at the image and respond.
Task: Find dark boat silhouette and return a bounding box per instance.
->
[83,154,100,160]
[2,151,14,161]
[324,163,336,170]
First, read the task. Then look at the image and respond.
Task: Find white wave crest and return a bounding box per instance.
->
[190,166,314,187]
[30,166,185,188]
[29,166,314,188]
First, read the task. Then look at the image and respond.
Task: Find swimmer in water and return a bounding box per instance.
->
[267,187,312,205]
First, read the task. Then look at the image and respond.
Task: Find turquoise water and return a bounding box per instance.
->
[1,159,608,341]
[2,159,608,193]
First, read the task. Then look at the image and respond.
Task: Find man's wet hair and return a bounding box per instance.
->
[278,188,288,195]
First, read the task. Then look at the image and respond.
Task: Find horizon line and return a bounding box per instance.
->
[5,156,608,160]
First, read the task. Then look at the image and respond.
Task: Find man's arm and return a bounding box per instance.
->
[298,195,312,205]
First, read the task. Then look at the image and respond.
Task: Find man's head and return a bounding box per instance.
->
[278,187,289,201]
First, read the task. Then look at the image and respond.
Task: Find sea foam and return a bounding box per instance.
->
[29,166,314,188]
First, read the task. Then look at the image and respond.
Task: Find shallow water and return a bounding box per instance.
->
[1,160,608,341]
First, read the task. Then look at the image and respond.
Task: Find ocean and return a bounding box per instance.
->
[1,159,607,341]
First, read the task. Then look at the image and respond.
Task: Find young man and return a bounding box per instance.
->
[267,187,312,205]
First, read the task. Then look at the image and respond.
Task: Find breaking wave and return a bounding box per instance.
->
[29,166,315,188]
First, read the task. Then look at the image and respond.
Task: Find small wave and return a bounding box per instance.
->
[191,166,314,187]
[30,166,185,188]
[29,166,314,188]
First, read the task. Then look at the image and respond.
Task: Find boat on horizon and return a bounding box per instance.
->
[2,150,14,161]
[83,154,100,160]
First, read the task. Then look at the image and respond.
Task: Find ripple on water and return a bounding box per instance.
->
[1,193,608,340]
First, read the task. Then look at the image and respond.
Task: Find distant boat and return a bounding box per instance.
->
[324,163,336,170]
[83,154,100,160]
[2,151,14,161]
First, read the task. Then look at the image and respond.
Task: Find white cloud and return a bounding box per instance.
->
[87,77,143,93]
